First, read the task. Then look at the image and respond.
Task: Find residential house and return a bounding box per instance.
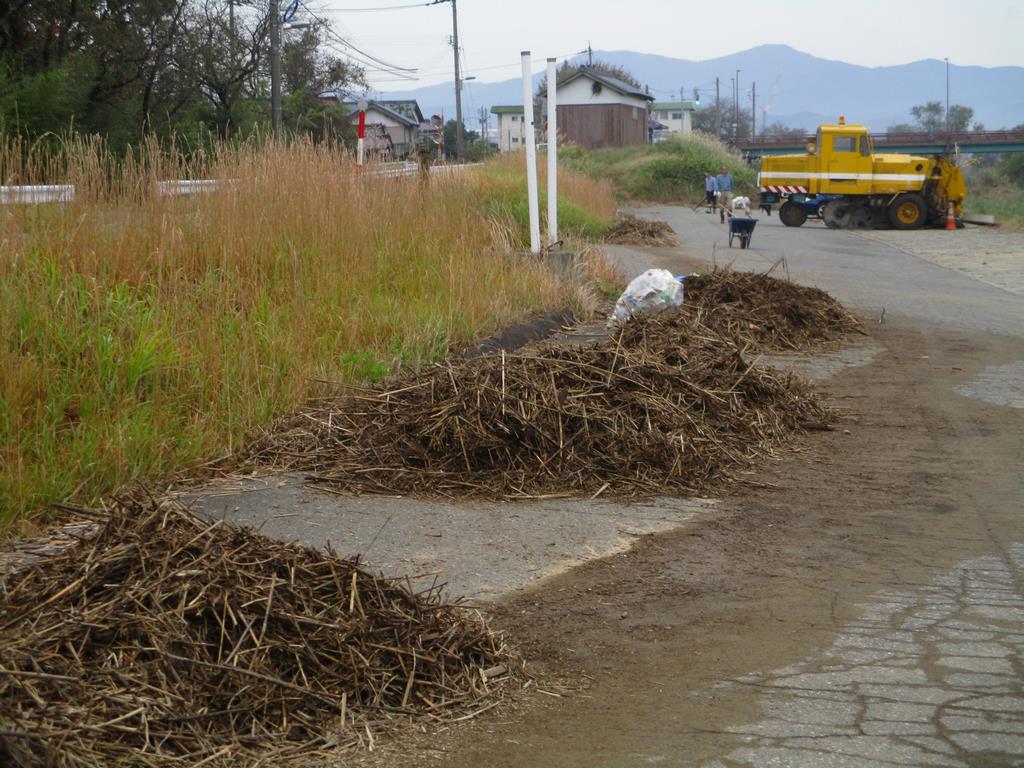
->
[651,100,697,141]
[555,67,654,149]
[318,92,423,158]
[491,105,526,152]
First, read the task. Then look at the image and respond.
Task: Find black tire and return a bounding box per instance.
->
[888,193,927,230]
[779,201,808,228]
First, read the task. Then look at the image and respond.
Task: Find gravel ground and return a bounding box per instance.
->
[851,226,1024,297]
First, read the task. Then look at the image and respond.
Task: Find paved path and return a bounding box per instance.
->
[851,227,1024,297]
[400,206,1024,768]
[709,549,1024,768]
[653,208,1024,768]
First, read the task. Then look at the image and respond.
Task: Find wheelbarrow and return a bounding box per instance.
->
[728,216,757,249]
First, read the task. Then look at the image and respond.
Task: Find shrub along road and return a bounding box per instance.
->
[364,209,1024,767]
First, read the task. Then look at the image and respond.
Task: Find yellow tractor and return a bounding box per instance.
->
[758,117,966,229]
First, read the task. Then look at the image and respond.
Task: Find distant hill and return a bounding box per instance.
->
[378,44,1024,134]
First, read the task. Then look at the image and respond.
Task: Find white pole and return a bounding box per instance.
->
[521,51,541,254]
[546,57,558,248]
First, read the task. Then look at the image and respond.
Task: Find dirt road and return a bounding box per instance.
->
[366,210,1024,767]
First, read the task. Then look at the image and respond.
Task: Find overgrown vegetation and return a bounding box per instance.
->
[965,151,1024,228]
[0,0,363,148]
[478,153,616,243]
[0,137,616,528]
[560,132,757,203]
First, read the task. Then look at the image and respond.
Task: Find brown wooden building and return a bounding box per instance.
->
[556,68,654,149]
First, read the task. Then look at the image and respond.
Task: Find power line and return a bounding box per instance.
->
[321,42,419,79]
[321,0,447,11]
[299,0,418,73]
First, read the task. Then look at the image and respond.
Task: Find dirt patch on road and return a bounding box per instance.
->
[360,319,1024,767]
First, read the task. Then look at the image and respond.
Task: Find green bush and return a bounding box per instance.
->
[559,132,757,203]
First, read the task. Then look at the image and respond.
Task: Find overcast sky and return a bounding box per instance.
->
[313,0,1023,91]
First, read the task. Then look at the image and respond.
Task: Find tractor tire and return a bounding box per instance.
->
[821,199,853,229]
[888,193,927,230]
[779,201,808,228]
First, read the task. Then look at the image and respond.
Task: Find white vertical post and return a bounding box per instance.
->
[546,57,558,248]
[521,51,541,254]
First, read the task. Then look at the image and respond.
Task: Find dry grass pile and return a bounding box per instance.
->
[684,270,862,350]
[604,213,678,246]
[0,496,512,767]
[244,308,829,499]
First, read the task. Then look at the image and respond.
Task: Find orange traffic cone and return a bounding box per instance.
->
[945,201,957,231]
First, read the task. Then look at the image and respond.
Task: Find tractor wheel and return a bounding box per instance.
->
[779,201,808,228]
[888,193,927,230]
[821,199,853,229]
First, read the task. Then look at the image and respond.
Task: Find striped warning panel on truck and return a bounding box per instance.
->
[760,185,808,194]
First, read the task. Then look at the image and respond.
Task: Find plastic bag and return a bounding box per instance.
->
[608,269,685,326]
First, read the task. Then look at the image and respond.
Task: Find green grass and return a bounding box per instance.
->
[473,155,615,245]
[965,187,1024,229]
[0,137,617,529]
[560,133,758,203]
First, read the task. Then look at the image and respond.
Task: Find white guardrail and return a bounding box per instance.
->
[2,162,474,205]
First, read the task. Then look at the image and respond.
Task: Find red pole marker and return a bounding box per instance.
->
[357,99,367,173]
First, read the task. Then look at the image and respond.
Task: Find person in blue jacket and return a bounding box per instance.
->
[716,166,734,223]
[703,171,718,213]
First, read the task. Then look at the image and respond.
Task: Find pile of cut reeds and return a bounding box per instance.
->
[0,495,513,767]
[244,305,830,499]
[684,269,862,350]
[604,213,679,246]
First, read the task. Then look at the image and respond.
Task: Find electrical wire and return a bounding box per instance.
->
[300,0,418,73]
[320,0,446,11]
[322,41,419,79]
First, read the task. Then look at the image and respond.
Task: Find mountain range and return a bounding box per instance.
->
[377,45,1024,133]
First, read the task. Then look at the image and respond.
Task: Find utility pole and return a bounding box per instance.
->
[478,106,488,143]
[270,0,281,139]
[450,0,464,159]
[751,81,756,138]
[944,57,950,132]
[715,77,720,138]
[587,42,593,66]
[734,69,740,142]
[729,77,735,140]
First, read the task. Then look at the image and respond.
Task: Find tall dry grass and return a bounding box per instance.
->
[0,136,617,527]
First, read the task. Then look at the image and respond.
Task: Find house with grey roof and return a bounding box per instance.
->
[556,67,655,149]
[319,92,424,158]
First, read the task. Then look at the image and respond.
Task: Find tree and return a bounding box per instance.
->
[442,119,478,158]
[761,122,809,139]
[693,100,754,143]
[0,0,366,145]
[281,25,364,141]
[889,101,976,134]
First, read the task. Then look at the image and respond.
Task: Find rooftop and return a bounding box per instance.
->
[652,101,697,111]
[560,67,654,102]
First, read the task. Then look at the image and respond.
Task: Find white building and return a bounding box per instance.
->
[491,105,526,152]
[651,100,697,141]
